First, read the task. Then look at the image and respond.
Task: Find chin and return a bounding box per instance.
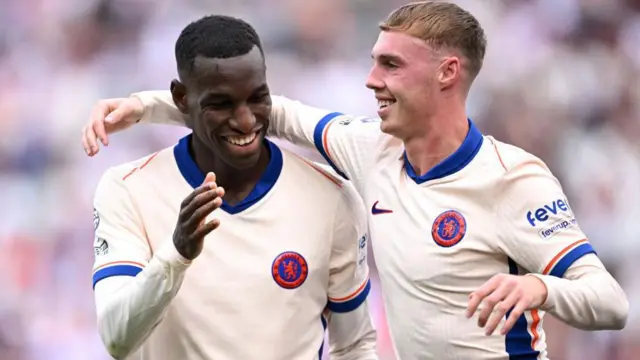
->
[379,116,398,135]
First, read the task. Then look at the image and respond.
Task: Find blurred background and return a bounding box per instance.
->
[1,0,639,359]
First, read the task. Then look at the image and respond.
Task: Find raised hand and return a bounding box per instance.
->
[173,172,226,260]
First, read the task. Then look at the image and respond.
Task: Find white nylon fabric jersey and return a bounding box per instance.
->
[133,91,627,360]
[92,135,376,360]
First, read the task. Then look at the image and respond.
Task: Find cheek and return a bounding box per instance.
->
[250,104,271,121]
[390,76,426,101]
[196,112,224,132]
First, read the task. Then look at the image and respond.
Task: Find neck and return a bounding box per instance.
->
[190,136,270,205]
[403,105,469,177]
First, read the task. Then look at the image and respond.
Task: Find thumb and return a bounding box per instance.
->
[105,109,123,124]
[203,172,216,185]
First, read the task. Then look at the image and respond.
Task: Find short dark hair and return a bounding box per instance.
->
[175,15,263,76]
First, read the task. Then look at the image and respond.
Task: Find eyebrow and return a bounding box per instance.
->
[198,84,269,105]
[199,93,230,105]
[372,53,405,64]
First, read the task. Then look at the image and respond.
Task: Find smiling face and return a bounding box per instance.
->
[366,30,443,138]
[172,46,271,170]
[368,2,487,140]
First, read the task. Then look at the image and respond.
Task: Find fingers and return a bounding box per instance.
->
[81,126,91,156]
[186,196,223,230]
[84,98,139,156]
[466,275,500,318]
[85,100,113,156]
[483,290,519,336]
[94,110,114,146]
[468,274,536,336]
[179,173,225,231]
[180,182,215,209]
[179,172,218,207]
[501,300,527,335]
[192,218,221,239]
[476,283,509,329]
[83,124,99,156]
[180,187,218,217]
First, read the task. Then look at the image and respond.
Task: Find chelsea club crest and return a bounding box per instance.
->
[431,210,467,247]
[271,251,309,289]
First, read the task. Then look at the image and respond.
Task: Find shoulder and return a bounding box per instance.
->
[487,136,557,184]
[281,148,347,189]
[487,138,568,220]
[95,146,174,198]
[280,148,364,213]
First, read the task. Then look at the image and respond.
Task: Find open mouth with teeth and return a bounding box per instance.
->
[222,132,259,147]
[378,99,396,109]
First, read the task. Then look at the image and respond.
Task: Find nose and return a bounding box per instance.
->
[231,105,256,134]
[365,65,384,90]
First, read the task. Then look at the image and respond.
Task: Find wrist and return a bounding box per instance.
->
[524,273,549,308]
[129,92,151,124]
[156,241,192,269]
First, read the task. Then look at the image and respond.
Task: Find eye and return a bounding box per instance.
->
[249,92,270,103]
[204,101,233,110]
[383,60,399,69]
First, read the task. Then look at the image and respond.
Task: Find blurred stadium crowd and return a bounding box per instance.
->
[0,0,639,359]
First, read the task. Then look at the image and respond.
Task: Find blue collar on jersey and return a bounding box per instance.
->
[173,134,283,214]
[403,118,483,184]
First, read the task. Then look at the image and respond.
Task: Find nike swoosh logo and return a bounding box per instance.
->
[371,201,393,215]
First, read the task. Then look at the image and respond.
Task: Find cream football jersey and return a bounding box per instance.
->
[266,98,606,360]
[133,91,624,360]
[91,135,375,360]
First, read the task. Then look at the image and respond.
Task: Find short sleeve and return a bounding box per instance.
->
[497,160,596,277]
[326,182,371,313]
[268,96,381,190]
[92,168,152,289]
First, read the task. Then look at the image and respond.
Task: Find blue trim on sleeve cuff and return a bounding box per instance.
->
[92,264,143,289]
[327,279,371,313]
[549,243,596,278]
[313,112,349,180]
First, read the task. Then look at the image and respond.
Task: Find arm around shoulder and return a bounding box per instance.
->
[131,90,189,127]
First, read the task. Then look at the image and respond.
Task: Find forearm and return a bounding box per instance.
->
[531,259,628,330]
[268,95,328,151]
[131,90,188,127]
[327,299,378,360]
[94,243,190,359]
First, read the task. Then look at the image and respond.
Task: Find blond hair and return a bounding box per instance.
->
[380,1,487,81]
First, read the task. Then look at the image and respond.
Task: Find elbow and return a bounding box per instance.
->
[97,315,132,359]
[588,282,629,331]
[99,333,132,359]
[102,340,131,360]
[601,278,629,330]
[608,291,629,330]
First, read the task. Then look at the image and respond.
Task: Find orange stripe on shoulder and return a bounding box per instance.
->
[491,140,508,171]
[294,154,343,188]
[122,152,160,181]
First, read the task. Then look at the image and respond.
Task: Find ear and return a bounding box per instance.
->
[436,56,460,90]
[170,79,189,115]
